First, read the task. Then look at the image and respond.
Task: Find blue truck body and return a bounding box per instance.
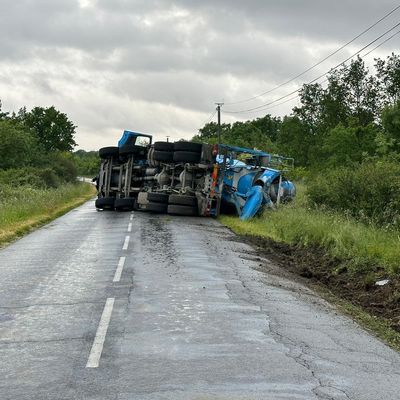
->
[96,131,296,218]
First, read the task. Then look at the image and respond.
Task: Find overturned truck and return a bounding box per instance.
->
[95,130,295,220]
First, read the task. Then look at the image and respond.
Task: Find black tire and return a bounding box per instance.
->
[153,150,174,162]
[167,204,198,216]
[147,192,169,203]
[168,194,197,207]
[119,144,146,157]
[95,197,115,210]
[146,202,168,213]
[173,141,202,153]
[99,147,119,159]
[173,151,201,163]
[154,141,174,152]
[114,197,136,211]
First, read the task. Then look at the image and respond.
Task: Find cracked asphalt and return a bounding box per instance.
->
[0,199,400,399]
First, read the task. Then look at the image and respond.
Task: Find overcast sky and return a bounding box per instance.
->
[0,0,399,150]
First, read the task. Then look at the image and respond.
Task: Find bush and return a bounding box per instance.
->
[285,166,310,182]
[307,161,400,228]
[48,153,77,183]
[73,150,100,176]
[0,120,40,169]
[0,167,61,189]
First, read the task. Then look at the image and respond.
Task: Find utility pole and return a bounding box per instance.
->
[215,102,224,144]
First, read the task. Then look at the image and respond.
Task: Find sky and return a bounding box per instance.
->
[0,0,399,150]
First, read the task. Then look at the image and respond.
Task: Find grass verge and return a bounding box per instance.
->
[0,183,96,247]
[220,184,400,351]
[221,184,400,275]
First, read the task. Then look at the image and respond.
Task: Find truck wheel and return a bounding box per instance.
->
[167,204,198,216]
[147,192,169,203]
[173,151,201,163]
[115,198,136,211]
[95,197,115,210]
[99,147,119,159]
[168,194,197,207]
[173,142,202,153]
[153,150,174,162]
[146,202,168,213]
[119,144,146,157]
[154,141,174,152]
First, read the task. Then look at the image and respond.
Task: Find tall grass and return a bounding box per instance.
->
[0,183,95,242]
[220,184,400,275]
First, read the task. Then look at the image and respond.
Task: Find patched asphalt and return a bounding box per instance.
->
[0,199,399,399]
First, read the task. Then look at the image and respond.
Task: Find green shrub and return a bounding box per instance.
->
[0,120,40,169]
[0,167,61,188]
[48,153,77,183]
[307,161,400,228]
[285,166,310,182]
[37,168,60,188]
[221,183,400,275]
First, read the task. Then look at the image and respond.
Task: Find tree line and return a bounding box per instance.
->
[0,103,99,188]
[194,53,400,168]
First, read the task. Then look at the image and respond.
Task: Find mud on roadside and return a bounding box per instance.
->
[235,234,400,335]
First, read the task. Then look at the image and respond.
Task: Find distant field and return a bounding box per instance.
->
[0,182,96,246]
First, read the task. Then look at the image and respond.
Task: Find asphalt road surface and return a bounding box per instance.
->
[1,199,400,400]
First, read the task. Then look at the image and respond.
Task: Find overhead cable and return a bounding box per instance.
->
[224,4,400,106]
[224,21,400,114]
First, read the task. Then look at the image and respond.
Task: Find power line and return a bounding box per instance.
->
[228,29,400,118]
[363,29,400,57]
[200,109,217,127]
[224,4,400,106]
[224,20,400,115]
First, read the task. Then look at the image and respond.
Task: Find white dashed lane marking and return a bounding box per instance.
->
[122,235,130,250]
[113,256,126,282]
[86,298,115,368]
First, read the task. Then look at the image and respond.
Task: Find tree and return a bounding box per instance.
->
[251,114,281,142]
[293,83,324,130]
[0,100,9,120]
[320,123,378,167]
[342,56,381,125]
[382,100,400,151]
[319,71,350,131]
[229,121,267,150]
[0,120,39,169]
[23,106,77,152]
[197,122,231,142]
[73,150,100,176]
[375,53,400,104]
[276,116,316,166]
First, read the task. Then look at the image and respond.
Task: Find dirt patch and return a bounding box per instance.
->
[236,234,400,334]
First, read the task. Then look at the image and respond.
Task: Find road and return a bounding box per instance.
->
[0,199,399,400]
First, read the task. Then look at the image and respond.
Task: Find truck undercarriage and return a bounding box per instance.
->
[95,130,295,220]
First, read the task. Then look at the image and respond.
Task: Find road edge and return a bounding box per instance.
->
[220,220,400,353]
[0,184,96,249]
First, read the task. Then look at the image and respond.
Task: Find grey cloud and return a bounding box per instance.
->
[0,0,399,149]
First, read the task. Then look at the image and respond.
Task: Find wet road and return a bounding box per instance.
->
[0,199,400,400]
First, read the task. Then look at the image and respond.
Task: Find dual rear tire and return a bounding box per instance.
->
[115,197,136,211]
[95,197,115,210]
[146,191,169,213]
[168,194,198,216]
[173,142,202,164]
[144,192,198,216]
[151,141,202,164]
